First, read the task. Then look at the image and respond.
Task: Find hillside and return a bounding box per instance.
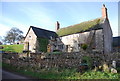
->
[0,44,24,53]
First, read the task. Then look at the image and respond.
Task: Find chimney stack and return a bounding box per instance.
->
[55,21,60,31]
[102,4,108,19]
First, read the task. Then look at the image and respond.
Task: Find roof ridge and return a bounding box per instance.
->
[30,26,56,33]
[59,17,103,30]
[56,17,104,36]
[30,26,58,39]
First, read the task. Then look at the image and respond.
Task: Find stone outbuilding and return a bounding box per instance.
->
[24,26,58,53]
[113,36,120,52]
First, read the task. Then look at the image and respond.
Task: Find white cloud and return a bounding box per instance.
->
[20,7,55,31]
[1,6,56,37]
[0,24,11,37]
[2,17,29,36]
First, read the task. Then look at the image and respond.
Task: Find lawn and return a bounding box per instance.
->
[0,44,24,53]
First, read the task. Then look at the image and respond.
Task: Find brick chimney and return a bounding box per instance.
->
[102,4,108,19]
[55,21,60,31]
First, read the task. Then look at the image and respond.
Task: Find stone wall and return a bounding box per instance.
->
[102,19,113,54]
[95,29,104,53]
[2,51,120,70]
[24,28,37,53]
[60,29,104,53]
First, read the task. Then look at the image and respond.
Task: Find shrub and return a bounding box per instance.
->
[116,67,120,73]
[81,71,119,79]
[53,49,60,52]
[81,44,88,50]
[81,56,93,69]
[47,52,62,55]
[37,38,49,52]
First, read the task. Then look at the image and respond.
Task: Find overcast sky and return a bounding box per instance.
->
[0,2,118,37]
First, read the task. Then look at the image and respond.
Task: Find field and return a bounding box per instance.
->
[0,44,24,53]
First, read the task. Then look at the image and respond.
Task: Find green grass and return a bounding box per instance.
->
[47,52,63,54]
[2,62,119,79]
[0,44,24,53]
[57,18,104,36]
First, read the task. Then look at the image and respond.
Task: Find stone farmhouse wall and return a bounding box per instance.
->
[60,29,104,53]
[102,19,113,54]
[95,29,104,53]
[24,28,37,53]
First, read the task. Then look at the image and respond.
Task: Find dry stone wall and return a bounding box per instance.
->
[2,51,120,70]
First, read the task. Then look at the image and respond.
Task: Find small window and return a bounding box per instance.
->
[66,45,69,51]
[58,45,63,49]
[78,44,80,47]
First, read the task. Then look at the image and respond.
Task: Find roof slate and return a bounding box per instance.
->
[31,26,58,39]
[56,18,104,36]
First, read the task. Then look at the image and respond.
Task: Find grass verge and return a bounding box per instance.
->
[2,62,119,79]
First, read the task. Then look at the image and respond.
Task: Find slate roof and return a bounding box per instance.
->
[56,18,104,36]
[113,36,120,47]
[30,26,58,39]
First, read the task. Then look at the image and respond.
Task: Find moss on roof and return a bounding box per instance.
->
[56,18,104,36]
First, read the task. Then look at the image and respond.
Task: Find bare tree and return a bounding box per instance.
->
[4,27,24,44]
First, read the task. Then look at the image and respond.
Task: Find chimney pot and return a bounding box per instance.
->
[55,21,60,31]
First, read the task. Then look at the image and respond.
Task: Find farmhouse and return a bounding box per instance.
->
[56,4,113,54]
[24,4,113,54]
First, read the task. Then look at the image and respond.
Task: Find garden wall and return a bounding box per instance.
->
[2,51,120,70]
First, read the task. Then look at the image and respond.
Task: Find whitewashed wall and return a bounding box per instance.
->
[61,31,90,52]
